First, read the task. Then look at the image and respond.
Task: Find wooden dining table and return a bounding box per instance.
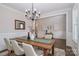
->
[15,37,55,56]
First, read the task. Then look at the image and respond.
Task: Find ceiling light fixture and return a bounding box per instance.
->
[25,3,40,21]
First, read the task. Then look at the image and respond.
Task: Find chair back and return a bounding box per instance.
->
[4,38,12,50]
[22,43,37,56]
[10,40,24,55]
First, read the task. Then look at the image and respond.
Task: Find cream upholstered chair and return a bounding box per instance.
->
[10,40,24,56]
[22,43,42,56]
[4,38,13,55]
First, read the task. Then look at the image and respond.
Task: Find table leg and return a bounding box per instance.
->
[43,49,49,56]
[52,45,54,55]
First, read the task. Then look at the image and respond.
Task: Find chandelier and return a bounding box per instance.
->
[25,3,40,21]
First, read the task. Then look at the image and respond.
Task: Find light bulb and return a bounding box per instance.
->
[38,12,40,15]
[36,14,38,17]
[34,9,36,13]
[25,9,28,12]
[38,12,40,14]
[28,9,30,13]
[28,9,30,11]
[34,9,37,11]
[25,10,28,14]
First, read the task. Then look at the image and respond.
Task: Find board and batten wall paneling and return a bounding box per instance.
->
[36,14,66,39]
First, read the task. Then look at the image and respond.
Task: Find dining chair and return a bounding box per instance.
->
[10,40,24,56]
[4,38,13,55]
[22,43,43,56]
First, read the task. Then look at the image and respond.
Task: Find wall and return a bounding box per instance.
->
[37,8,73,40]
[0,4,32,51]
[40,8,72,39]
[36,14,66,39]
[77,4,79,55]
[66,4,78,55]
[72,4,78,43]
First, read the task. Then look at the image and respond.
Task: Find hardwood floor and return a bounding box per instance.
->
[54,39,75,56]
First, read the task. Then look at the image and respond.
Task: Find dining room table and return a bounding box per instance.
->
[15,37,55,56]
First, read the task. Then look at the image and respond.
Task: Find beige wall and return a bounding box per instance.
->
[78,4,79,56]
[36,14,66,39]
[0,4,32,51]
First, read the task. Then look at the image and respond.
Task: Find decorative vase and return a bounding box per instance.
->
[27,32,30,40]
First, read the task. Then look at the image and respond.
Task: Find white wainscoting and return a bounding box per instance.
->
[0,32,27,51]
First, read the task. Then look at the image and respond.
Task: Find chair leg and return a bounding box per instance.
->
[7,50,12,56]
[43,49,49,56]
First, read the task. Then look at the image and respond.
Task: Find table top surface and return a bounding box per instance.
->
[16,37,55,49]
[31,39,52,44]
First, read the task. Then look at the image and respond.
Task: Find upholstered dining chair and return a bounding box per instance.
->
[10,40,24,56]
[4,38,13,55]
[22,43,43,56]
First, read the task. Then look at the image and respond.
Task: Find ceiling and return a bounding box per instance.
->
[2,3,74,14]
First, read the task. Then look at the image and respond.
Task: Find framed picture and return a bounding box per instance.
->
[15,20,25,30]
